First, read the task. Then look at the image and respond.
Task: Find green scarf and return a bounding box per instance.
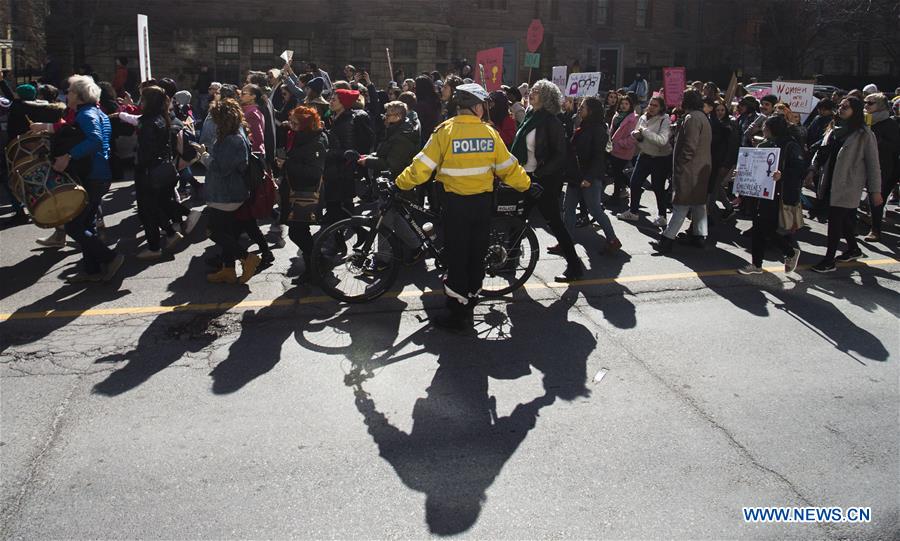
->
[510,109,548,165]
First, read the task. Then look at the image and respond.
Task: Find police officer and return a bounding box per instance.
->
[395,83,534,331]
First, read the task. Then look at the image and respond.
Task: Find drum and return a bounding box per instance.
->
[5,132,52,169]
[8,158,87,228]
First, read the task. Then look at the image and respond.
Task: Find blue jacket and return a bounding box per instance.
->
[69,104,112,181]
[205,133,249,204]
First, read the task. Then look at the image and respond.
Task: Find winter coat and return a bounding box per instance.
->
[671,108,712,206]
[609,112,639,160]
[709,115,733,170]
[135,114,170,172]
[758,136,805,206]
[242,104,266,155]
[634,113,672,157]
[496,114,517,146]
[324,108,374,202]
[284,131,327,192]
[811,127,882,209]
[67,104,112,181]
[415,98,442,147]
[871,116,900,186]
[363,117,420,178]
[530,111,568,183]
[205,133,249,204]
[570,120,608,185]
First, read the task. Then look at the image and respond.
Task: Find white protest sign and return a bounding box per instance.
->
[733,147,779,200]
[772,81,815,113]
[552,65,567,92]
[137,14,152,82]
[565,72,601,97]
[280,50,293,64]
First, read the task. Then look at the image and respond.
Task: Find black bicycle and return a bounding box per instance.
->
[312,177,540,303]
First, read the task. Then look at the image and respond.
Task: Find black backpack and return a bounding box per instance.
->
[241,134,268,192]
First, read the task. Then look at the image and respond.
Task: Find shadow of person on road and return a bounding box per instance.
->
[344,294,594,535]
[92,255,251,396]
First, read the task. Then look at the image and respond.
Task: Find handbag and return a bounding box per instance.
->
[287,176,325,223]
[778,199,804,232]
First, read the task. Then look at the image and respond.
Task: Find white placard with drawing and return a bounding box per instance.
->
[733,147,779,200]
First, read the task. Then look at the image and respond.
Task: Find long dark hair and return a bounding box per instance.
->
[580,96,606,126]
[763,114,789,139]
[414,75,439,105]
[681,89,704,111]
[841,96,865,132]
[139,85,171,134]
[488,90,510,126]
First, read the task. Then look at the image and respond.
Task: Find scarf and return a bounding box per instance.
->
[870,110,890,125]
[510,108,548,165]
[610,111,628,134]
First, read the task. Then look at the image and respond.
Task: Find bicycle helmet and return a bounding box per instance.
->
[454,83,490,109]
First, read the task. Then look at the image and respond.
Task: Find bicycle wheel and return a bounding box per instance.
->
[481,216,539,297]
[312,216,401,303]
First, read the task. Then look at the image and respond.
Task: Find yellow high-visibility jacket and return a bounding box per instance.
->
[395,114,531,195]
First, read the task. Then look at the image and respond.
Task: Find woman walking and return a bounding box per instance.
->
[606,95,639,200]
[616,95,672,226]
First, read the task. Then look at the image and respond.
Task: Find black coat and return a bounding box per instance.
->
[136,115,171,170]
[531,110,568,183]
[285,131,327,192]
[324,109,374,202]
[759,136,805,206]
[364,117,420,178]
[569,121,608,184]
[872,117,900,187]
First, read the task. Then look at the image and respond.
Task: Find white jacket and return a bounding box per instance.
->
[634,113,672,156]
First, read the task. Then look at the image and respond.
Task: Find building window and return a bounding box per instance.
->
[436,40,448,59]
[217,37,239,55]
[394,39,418,58]
[351,38,371,59]
[595,0,611,25]
[478,0,508,9]
[252,38,273,55]
[636,52,649,66]
[673,1,685,28]
[287,39,311,59]
[636,0,650,28]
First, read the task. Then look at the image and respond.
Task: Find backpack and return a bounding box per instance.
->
[241,134,268,192]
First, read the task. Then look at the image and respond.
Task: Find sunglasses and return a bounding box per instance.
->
[863,101,876,105]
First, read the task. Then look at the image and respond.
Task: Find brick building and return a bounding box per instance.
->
[27,0,899,92]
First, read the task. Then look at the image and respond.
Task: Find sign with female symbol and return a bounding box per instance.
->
[475,47,504,91]
[733,147,780,200]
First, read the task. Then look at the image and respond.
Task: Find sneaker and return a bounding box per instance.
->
[604,238,622,253]
[864,232,880,242]
[260,251,275,267]
[721,209,737,222]
[136,248,163,260]
[617,188,630,200]
[65,271,103,283]
[651,215,668,227]
[269,223,283,234]
[182,210,202,236]
[207,266,238,283]
[835,249,864,262]
[811,260,836,273]
[785,248,801,273]
[616,210,640,222]
[737,264,763,275]
[239,253,262,284]
[36,230,67,248]
[102,253,125,282]
[554,263,584,282]
[165,231,184,250]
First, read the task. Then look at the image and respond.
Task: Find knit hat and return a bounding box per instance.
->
[173,90,192,106]
[15,84,37,101]
[862,83,878,95]
[334,89,359,109]
[307,77,325,95]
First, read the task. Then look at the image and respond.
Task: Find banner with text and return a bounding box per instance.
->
[137,14,152,82]
[552,66,567,93]
[733,147,780,200]
[773,81,815,113]
[475,47,505,91]
[565,72,602,97]
[663,67,686,108]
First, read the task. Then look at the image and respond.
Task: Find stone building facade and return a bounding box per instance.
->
[30,0,899,92]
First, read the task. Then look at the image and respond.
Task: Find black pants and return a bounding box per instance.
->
[136,177,189,251]
[870,177,899,235]
[64,179,116,274]
[288,222,313,262]
[824,206,859,261]
[607,155,631,193]
[237,218,269,254]
[535,176,579,267]
[442,192,492,305]
[628,153,671,216]
[751,199,795,267]
[208,207,247,268]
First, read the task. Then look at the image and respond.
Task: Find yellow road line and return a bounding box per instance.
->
[1,258,897,321]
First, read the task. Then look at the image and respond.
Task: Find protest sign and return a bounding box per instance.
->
[280,50,293,64]
[564,72,601,98]
[552,65,567,92]
[137,14,152,82]
[772,81,815,113]
[750,88,771,99]
[475,47,504,91]
[524,52,540,69]
[663,67,686,108]
[733,147,779,200]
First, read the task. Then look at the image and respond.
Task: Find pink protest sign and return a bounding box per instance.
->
[663,67,686,108]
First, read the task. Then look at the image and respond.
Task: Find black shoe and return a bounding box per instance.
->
[260,251,275,268]
[721,209,737,222]
[835,250,864,262]
[810,260,836,273]
[651,236,674,254]
[291,271,315,285]
[554,263,584,282]
[546,244,563,255]
[677,234,706,248]
[575,215,593,228]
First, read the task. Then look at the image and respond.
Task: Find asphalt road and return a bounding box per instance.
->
[1,181,898,539]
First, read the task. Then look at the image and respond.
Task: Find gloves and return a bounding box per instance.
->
[343,149,361,164]
[527,182,544,199]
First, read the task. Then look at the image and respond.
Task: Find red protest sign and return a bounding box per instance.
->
[475,47,504,91]
[663,67,686,108]
[526,19,544,53]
